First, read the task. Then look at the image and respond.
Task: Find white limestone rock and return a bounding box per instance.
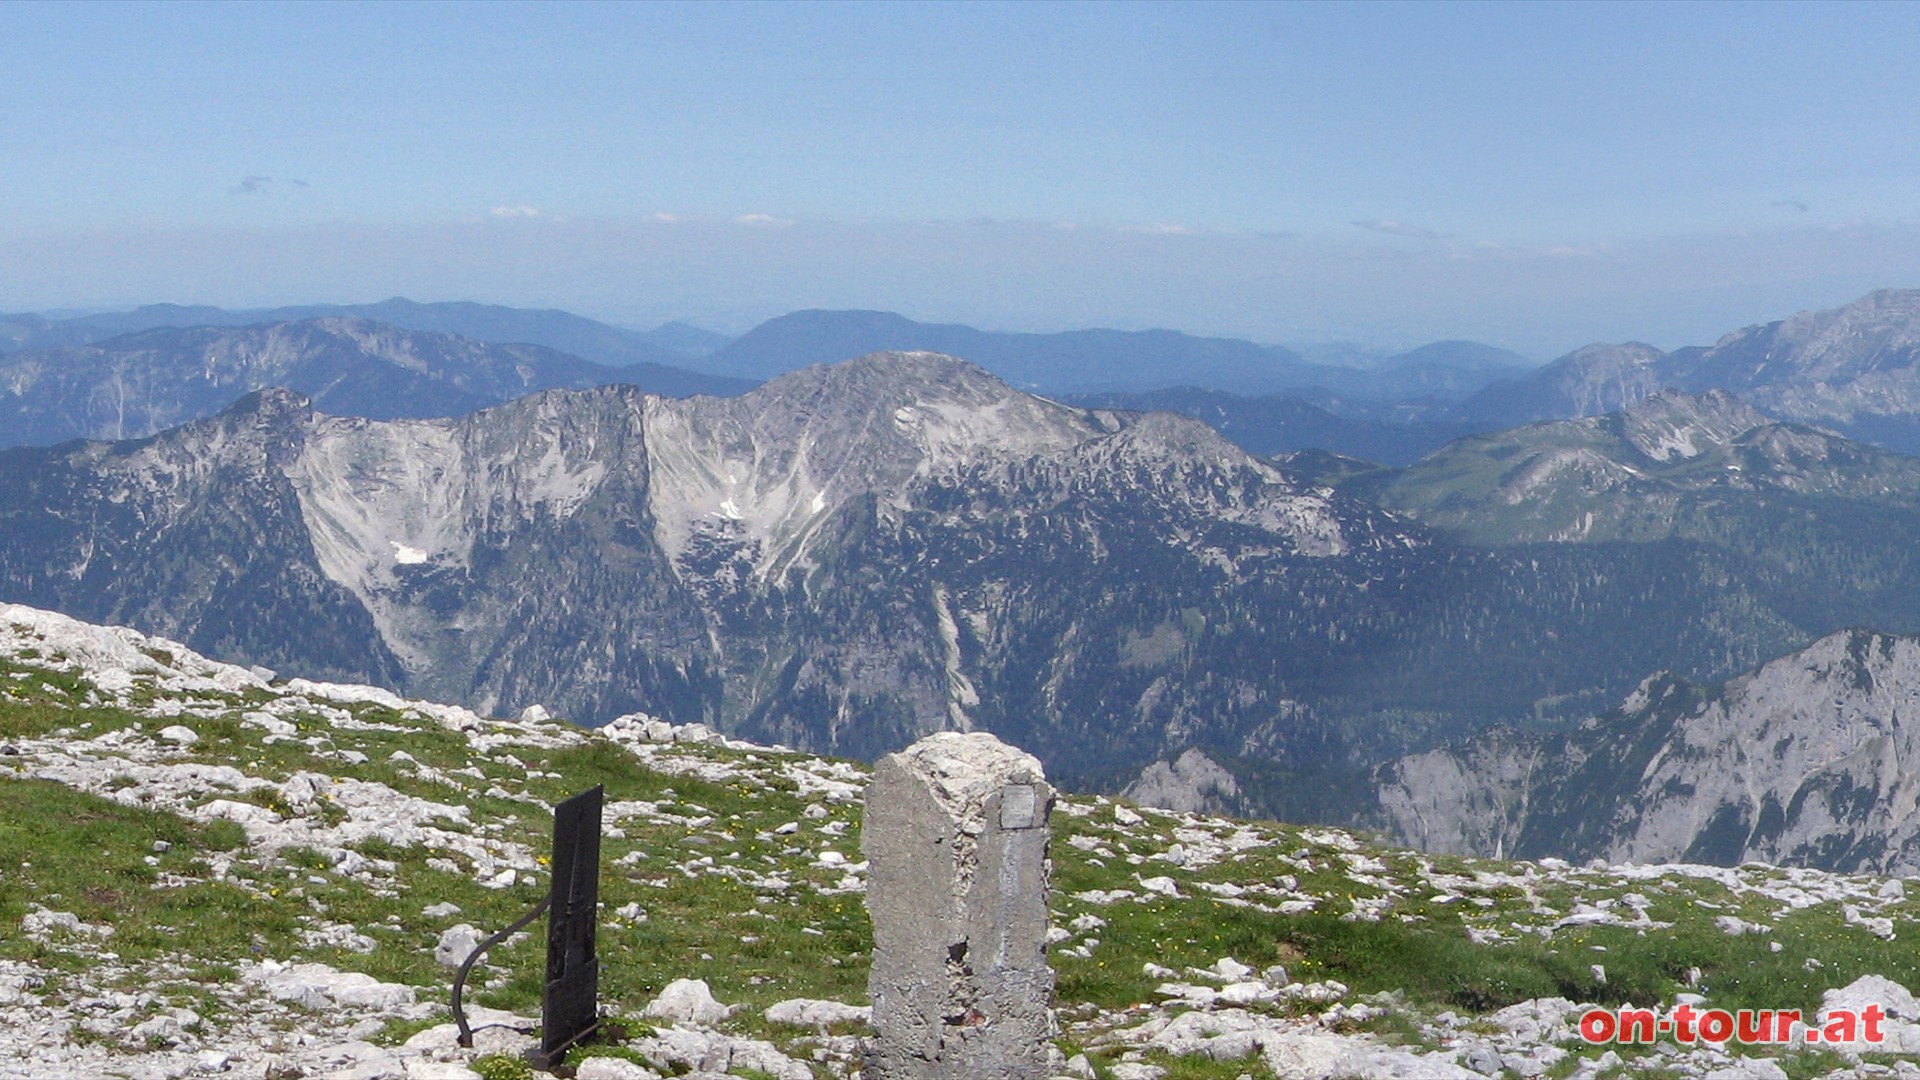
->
[433,925,483,969]
[1817,974,1920,1054]
[642,978,736,1026]
[246,961,418,1013]
[574,1058,662,1080]
[1262,1030,1479,1079]
[764,998,871,1029]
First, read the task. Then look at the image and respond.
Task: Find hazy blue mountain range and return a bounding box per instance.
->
[0,297,720,369]
[692,309,1321,393]
[0,304,1514,460]
[2,300,1535,413]
[1343,339,1533,399]
[687,308,1530,399]
[0,317,753,447]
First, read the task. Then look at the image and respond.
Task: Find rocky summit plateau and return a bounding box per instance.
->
[7,602,1920,1079]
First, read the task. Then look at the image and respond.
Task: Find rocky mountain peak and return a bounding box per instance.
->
[1763,288,1920,375]
[1616,388,1770,462]
[112,385,319,475]
[1121,748,1242,816]
[643,352,1106,584]
[1545,342,1672,416]
[1462,341,1673,424]
[758,349,1000,398]
[1560,340,1667,369]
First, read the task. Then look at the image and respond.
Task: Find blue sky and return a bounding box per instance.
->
[5,0,1920,356]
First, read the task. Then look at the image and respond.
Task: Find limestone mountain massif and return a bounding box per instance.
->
[0,353,1405,783]
[16,350,1920,820]
[1461,342,1672,426]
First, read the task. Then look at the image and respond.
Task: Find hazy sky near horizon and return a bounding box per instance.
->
[6,0,1920,356]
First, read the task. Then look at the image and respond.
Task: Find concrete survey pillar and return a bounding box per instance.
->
[862,731,1056,1079]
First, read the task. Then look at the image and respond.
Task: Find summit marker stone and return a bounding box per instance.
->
[862,732,1055,1079]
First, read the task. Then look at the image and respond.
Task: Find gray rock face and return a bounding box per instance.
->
[862,732,1055,1079]
[1121,749,1241,816]
[1377,627,1920,873]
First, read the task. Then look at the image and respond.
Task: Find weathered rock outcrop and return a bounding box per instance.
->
[1378,627,1920,873]
[1120,748,1241,816]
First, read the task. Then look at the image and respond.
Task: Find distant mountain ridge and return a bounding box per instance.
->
[695,309,1320,394]
[0,298,723,369]
[692,309,1530,399]
[1458,289,1920,454]
[4,300,1536,415]
[0,317,753,448]
[1365,388,1920,545]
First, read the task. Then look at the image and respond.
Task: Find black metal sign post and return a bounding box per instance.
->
[531,784,604,1070]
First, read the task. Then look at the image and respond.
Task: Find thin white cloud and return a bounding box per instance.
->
[1352,218,1446,239]
[491,205,542,218]
[735,213,794,227]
